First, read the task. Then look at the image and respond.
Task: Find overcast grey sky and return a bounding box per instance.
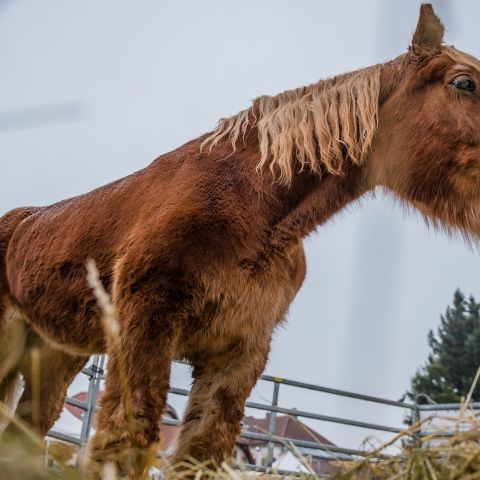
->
[2,0,480,450]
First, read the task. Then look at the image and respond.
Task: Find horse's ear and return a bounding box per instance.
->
[412,3,444,49]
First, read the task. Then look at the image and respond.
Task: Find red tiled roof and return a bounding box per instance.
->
[240,414,334,446]
[66,391,89,421]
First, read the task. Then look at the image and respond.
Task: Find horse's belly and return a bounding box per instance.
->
[6,270,107,354]
[28,313,106,355]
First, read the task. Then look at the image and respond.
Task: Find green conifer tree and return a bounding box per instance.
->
[410,290,480,403]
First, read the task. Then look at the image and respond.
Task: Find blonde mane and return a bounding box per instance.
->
[202,65,382,185]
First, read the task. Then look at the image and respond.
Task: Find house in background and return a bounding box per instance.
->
[65,390,180,449]
[239,413,351,475]
[64,391,350,475]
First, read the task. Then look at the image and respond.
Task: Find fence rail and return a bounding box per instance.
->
[47,355,476,476]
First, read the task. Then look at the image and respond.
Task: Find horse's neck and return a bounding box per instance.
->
[263,161,367,255]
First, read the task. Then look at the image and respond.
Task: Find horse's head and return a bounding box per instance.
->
[372,4,480,239]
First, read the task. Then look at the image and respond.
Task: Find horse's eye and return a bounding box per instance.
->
[450,75,476,92]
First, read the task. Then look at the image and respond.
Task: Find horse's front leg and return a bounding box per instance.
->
[172,336,271,470]
[85,290,180,479]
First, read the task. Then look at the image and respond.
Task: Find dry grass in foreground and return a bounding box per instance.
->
[2,262,480,479]
[336,369,480,480]
[335,413,480,480]
[1,411,480,479]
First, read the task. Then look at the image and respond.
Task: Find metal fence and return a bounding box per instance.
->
[47,355,477,476]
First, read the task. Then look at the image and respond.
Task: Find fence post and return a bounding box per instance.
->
[79,355,105,444]
[411,401,421,448]
[267,380,280,467]
[412,393,437,448]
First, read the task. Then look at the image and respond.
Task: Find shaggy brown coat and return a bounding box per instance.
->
[1,4,480,477]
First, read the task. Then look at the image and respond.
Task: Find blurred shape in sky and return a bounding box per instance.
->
[0,102,87,132]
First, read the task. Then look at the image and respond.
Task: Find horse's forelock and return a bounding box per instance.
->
[443,46,480,72]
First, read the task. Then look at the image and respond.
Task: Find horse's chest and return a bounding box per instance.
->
[178,247,306,359]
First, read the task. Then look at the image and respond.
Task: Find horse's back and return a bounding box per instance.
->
[0,134,278,353]
[1,141,205,351]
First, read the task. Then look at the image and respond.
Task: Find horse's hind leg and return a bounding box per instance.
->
[0,371,24,436]
[0,304,27,435]
[5,333,88,437]
[0,208,40,434]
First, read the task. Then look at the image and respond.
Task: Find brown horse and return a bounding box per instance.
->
[1,3,479,477]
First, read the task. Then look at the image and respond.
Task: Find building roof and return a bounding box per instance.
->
[240,414,334,447]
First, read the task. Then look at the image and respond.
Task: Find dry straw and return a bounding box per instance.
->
[1,264,480,479]
[85,259,134,425]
